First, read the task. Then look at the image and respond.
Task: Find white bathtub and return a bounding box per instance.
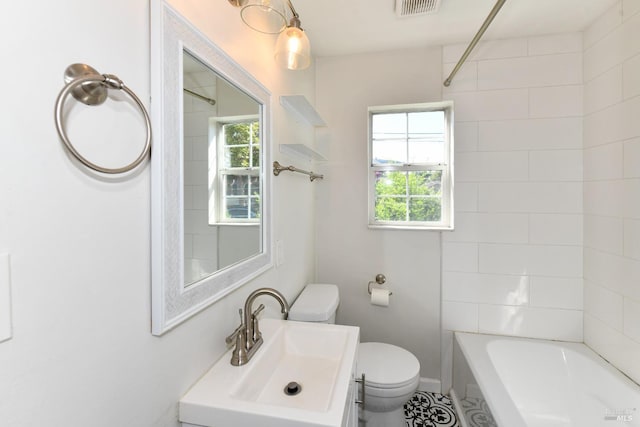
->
[451,332,640,427]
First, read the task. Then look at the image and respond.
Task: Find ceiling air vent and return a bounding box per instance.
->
[395,0,442,17]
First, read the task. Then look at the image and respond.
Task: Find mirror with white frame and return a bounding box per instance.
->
[150,0,272,335]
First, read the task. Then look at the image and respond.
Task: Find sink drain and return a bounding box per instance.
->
[284,381,302,396]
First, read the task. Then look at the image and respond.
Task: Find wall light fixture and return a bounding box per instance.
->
[274,1,310,70]
[229,0,311,70]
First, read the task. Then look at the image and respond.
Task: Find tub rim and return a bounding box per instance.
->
[452,331,640,427]
[454,332,526,427]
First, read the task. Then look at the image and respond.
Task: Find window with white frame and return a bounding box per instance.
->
[211,117,261,223]
[368,102,454,230]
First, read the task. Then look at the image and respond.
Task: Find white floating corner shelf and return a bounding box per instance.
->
[279,144,327,162]
[280,95,326,127]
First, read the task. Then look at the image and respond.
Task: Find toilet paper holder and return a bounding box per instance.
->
[367,274,393,296]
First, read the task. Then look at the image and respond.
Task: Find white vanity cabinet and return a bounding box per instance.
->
[341,357,360,427]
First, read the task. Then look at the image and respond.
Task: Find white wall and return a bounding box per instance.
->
[0,0,316,426]
[439,34,585,391]
[441,34,585,340]
[582,0,640,384]
[314,47,444,382]
[440,3,640,388]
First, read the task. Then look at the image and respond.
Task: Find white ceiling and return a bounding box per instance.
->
[293,0,618,57]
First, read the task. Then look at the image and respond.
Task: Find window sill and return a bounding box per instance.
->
[368,224,454,231]
[209,222,260,227]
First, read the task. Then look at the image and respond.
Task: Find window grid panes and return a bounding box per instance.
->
[369,103,453,229]
[219,121,260,221]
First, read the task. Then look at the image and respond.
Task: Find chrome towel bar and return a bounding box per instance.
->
[54,63,152,174]
[273,161,323,182]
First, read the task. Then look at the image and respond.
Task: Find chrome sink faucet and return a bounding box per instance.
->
[225,287,289,366]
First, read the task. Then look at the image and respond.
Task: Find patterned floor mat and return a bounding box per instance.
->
[404,391,459,427]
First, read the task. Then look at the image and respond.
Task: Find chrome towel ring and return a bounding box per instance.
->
[54,63,151,174]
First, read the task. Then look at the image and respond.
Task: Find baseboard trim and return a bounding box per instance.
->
[418,377,441,393]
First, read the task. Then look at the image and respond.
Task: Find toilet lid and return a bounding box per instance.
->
[357,342,420,389]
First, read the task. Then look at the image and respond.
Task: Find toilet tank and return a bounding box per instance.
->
[288,284,339,323]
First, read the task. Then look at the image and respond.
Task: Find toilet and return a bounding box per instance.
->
[288,284,420,427]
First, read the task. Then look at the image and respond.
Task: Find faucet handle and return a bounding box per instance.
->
[252,304,265,317]
[251,304,265,343]
[225,323,244,345]
[225,308,245,345]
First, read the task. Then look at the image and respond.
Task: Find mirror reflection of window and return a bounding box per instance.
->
[219,120,261,221]
[151,2,273,335]
[182,50,262,287]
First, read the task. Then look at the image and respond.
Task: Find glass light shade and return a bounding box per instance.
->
[240,0,287,34]
[274,26,311,70]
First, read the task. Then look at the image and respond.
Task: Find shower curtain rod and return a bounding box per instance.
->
[443,0,507,87]
[183,88,216,106]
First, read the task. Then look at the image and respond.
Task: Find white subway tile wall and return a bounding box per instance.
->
[529,85,583,119]
[478,182,583,213]
[443,3,640,384]
[584,281,624,330]
[527,33,583,56]
[478,305,583,341]
[477,54,582,90]
[624,218,640,260]
[442,301,479,333]
[624,298,640,343]
[183,74,219,282]
[456,151,529,182]
[442,38,527,64]
[528,150,583,182]
[584,214,624,255]
[443,272,529,305]
[624,53,640,97]
[584,3,623,50]
[529,214,583,246]
[442,33,584,342]
[529,277,583,310]
[445,213,529,244]
[584,142,624,181]
[443,242,478,273]
[453,122,479,152]
[441,1,640,387]
[584,65,623,115]
[624,138,640,178]
[583,1,640,384]
[478,117,583,151]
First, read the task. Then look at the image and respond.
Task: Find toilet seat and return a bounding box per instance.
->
[357,342,420,392]
[363,377,420,399]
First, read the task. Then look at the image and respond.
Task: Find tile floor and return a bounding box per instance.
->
[404,391,459,427]
[404,391,498,427]
[455,395,498,427]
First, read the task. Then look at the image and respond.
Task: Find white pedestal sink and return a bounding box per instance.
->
[179,319,360,427]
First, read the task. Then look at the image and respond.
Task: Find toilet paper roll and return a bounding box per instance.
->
[370,287,390,307]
